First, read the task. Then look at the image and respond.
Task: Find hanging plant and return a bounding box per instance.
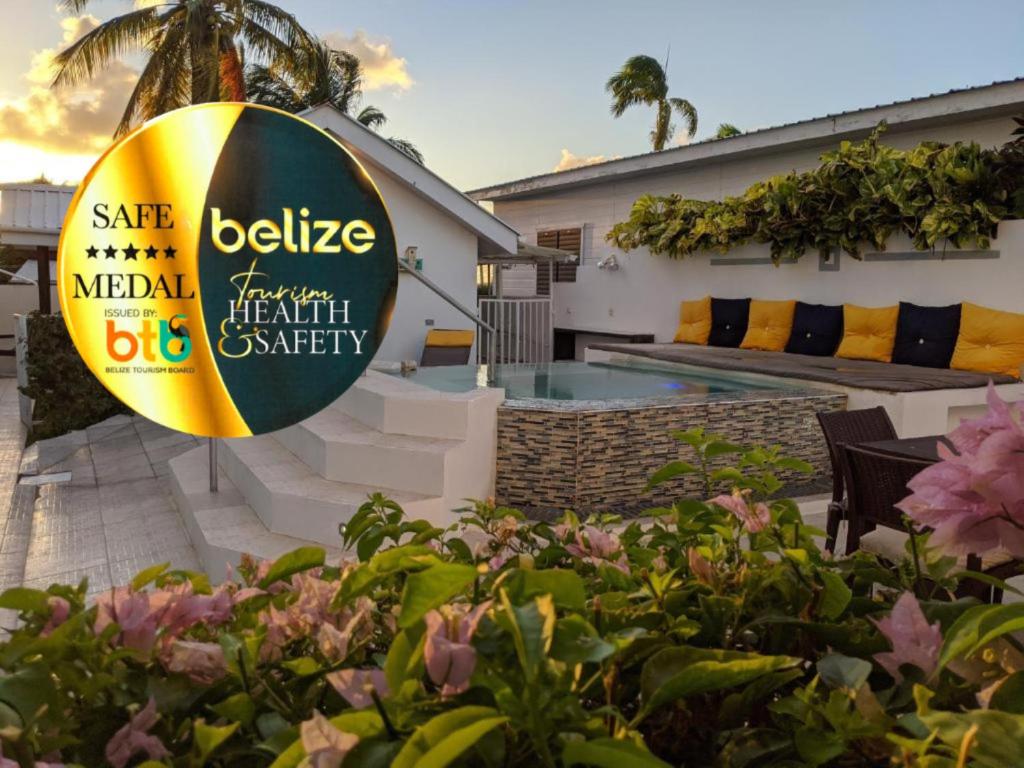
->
[608,123,1024,263]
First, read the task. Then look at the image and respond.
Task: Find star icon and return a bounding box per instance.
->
[122,243,139,260]
[144,245,159,260]
[103,245,117,260]
[85,245,98,259]
[163,245,177,260]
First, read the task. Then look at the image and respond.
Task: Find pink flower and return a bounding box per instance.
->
[327,668,389,709]
[872,592,942,682]
[300,711,359,768]
[711,490,771,533]
[566,526,630,573]
[259,578,372,662]
[105,698,170,768]
[424,601,492,696]
[898,384,1024,558]
[94,588,159,653]
[41,596,70,637]
[0,745,63,767]
[687,548,715,583]
[162,640,227,684]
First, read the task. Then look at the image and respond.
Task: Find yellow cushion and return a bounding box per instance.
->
[740,299,796,352]
[673,296,712,345]
[950,303,1024,378]
[425,329,474,348]
[835,304,899,363]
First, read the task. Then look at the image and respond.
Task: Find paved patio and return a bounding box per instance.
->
[0,379,202,603]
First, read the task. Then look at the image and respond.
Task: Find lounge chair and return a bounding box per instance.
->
[420,329,474,367]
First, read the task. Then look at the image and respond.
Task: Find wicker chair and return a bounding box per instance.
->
[816,407,897,552]
[841,443,1019,602]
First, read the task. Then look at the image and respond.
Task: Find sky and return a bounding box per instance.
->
[0,0,1022,191]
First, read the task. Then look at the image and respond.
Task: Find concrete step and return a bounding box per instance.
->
[169,445,344,580]
[218,434,444,545]
[334,371,492,439]
[274,409,458,495]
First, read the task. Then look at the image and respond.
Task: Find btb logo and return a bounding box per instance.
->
[106,314,191,363]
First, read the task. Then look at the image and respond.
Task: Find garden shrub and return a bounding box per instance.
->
[608,123,1024,263]
[0,391,1022,766]
[19,312,130,440]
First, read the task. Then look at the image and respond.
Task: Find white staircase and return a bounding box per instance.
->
[170,371,504,579]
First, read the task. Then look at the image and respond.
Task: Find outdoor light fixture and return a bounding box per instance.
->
[597,254,620,271]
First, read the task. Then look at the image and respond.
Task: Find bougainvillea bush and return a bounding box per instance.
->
[1,390,1023,767]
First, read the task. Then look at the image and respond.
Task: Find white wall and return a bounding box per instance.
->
[352,154,481,364]
[0,284,58,375]
[494,115,1024,339]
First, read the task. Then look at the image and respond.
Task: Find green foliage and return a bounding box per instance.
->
[19,311,130,440]
[609,123,1024,263]
[0,429,1014,766]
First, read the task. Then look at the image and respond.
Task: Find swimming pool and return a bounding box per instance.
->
[387,360,778,401]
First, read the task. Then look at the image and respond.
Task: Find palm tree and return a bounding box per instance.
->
[715,123,741,139]
[52,0,319,137]
[606,55,697,151]
[247,42,424,163]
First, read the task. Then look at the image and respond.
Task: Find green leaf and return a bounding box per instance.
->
[705,440,743,459]
[280,657,321,677]
[259,547,326,589]
[562,737,671,767]
[130,562,169,591]
[504,568,587,611]
[384,624,426,692]
[0,588,50,614]
[640,646,801,714]
[550,615,617,665]
[939,603,1024,669]
[391,706,508,768]
[209,692,256,727]
[795,726,845,766]
[499,592,556,682]
[645,461,697,490]
[817,653,871,692]
[818,571,852,620]
[193,720,239,761]
[0,662,55,725]
[398,562,477,629]
[990,671,1024,714]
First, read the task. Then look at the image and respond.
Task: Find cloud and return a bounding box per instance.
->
[323,30,413,92]
[0,15,136,156]
[552,149,617,173]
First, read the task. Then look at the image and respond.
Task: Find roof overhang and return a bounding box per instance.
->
[469,78,1024,202]
[300,104,519,256]
[479,241,578,265]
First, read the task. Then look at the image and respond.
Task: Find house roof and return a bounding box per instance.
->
[0,183,75,248]
[468,77,1024,202]
[300,103,519,255]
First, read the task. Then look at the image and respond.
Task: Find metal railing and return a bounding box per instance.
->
[478,297,552,364]
[398,261,497,382]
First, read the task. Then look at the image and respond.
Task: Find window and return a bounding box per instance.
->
[536,227,581,295]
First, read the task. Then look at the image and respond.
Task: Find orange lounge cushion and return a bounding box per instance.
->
[950,303,1024,378]
[740,299,797,352]
[425,329,474,347]
[835,304,899,363]
[673,296,712,345]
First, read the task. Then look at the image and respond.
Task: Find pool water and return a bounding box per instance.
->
[388,361,778,400]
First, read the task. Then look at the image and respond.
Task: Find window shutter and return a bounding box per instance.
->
[554,228,580,282]
[535,230,558,296]
[536,228,581,289]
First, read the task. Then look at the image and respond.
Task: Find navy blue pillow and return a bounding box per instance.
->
[892,302,961,368]
[708,298,750,348]
[786,302,844,356]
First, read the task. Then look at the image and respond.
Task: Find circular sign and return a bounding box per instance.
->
[58,104,398,437]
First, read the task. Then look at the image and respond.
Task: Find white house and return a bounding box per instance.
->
[300,104,519,362]
[469,78,1024,357]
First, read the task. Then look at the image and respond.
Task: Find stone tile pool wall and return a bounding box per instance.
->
[496,389,848,518]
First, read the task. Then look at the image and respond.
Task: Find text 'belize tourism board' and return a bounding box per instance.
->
[58,104,398,438]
